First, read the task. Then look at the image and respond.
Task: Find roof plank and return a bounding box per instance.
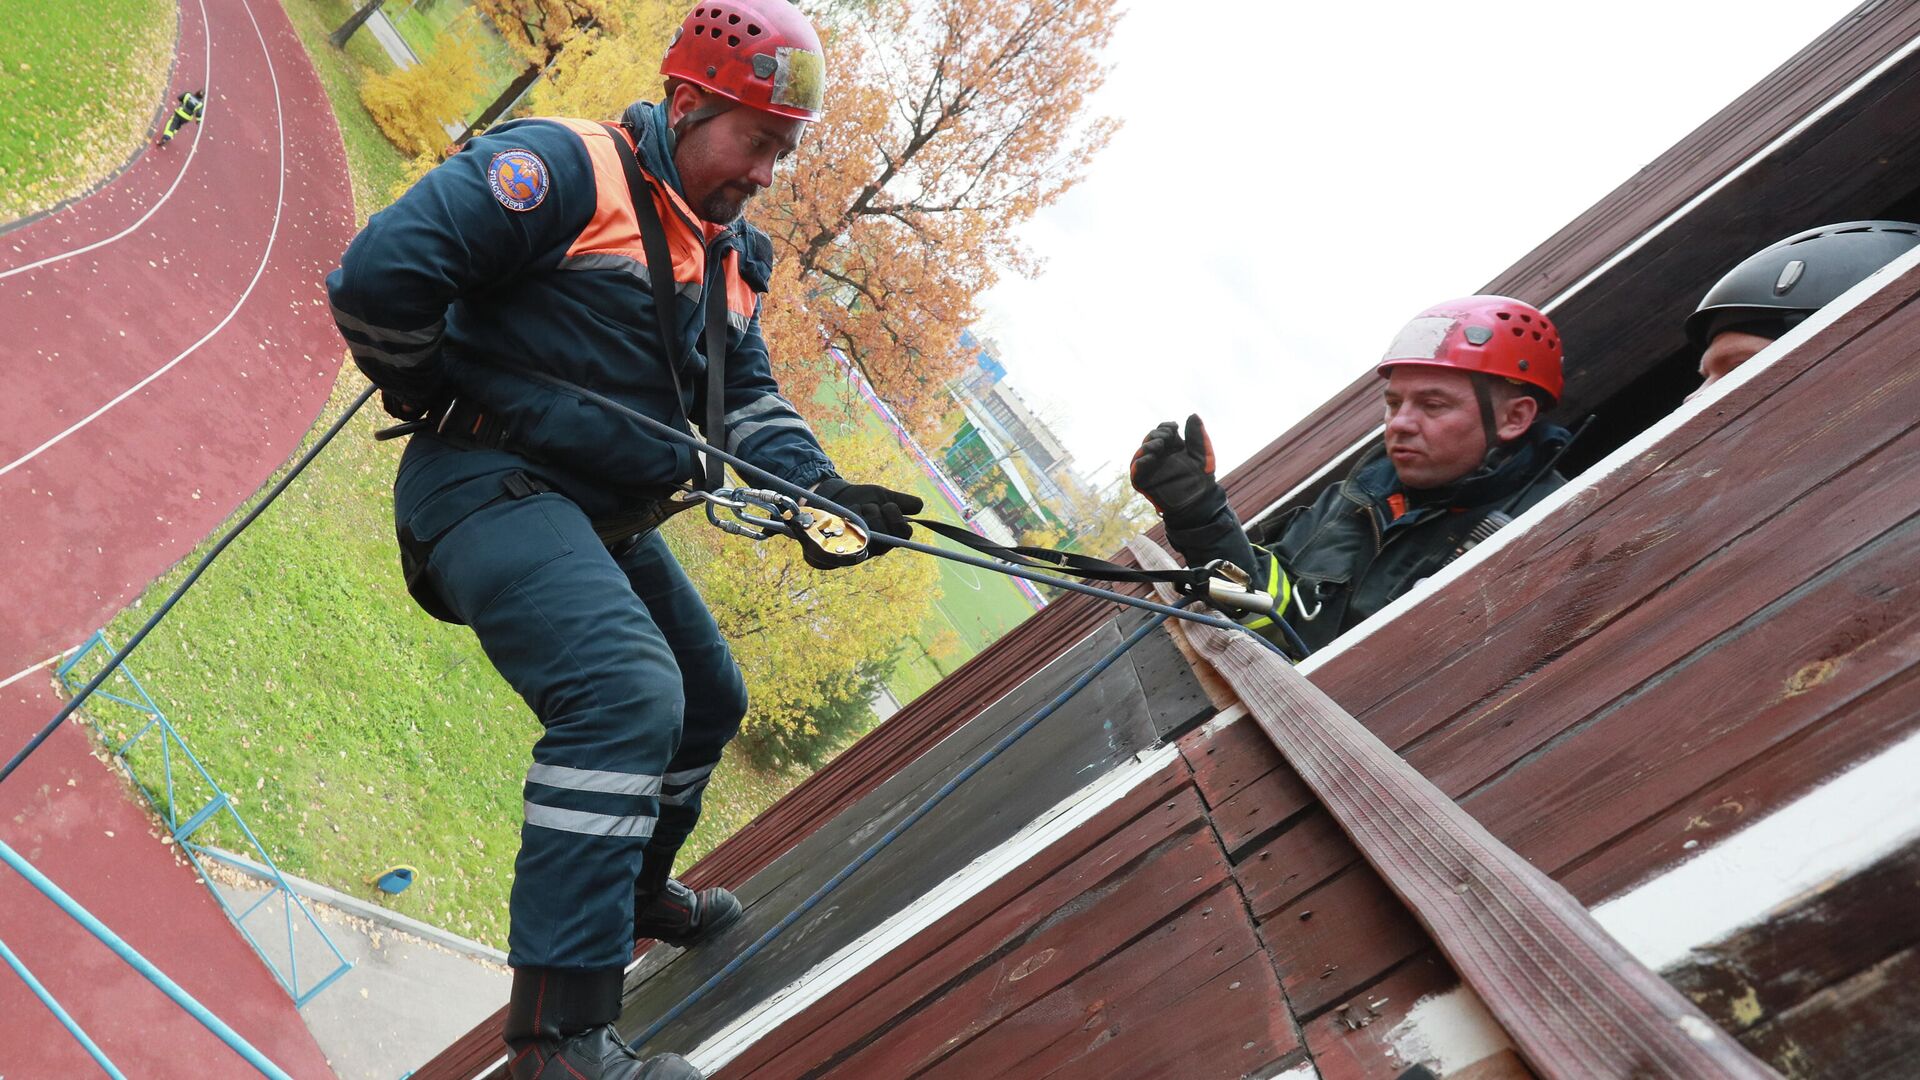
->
[1131,538,1780,1079]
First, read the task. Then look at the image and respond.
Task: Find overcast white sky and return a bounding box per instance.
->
[975,0,1864,485]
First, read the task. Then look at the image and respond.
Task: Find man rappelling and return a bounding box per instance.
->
[324,2,921,1076]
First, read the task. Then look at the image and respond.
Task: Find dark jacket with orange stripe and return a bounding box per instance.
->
[325,100,835,503]
[1166,424,1569,653]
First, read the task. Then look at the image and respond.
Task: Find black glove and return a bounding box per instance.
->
[811,477,924,556]
[1130,414,1221,522]
[378,389,433,422]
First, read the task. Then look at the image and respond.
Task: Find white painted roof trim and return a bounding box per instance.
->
[1391,726,1920,1077]
[684,744,1183,1073]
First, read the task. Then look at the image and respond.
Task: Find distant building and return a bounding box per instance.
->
[944,333,1094,539]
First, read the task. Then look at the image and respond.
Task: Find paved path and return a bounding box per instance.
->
[209,876,510,1080]
[365,8,420,70]
[0,0,356,1073]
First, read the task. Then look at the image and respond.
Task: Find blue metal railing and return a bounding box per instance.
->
[57,630,354,1008]
[0,837,296,1079]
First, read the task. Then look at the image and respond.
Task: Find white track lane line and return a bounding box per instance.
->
[0,0,285,481]
[0,0,215,281]
[0,653,70,694]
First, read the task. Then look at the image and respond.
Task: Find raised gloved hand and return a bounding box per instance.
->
[810,476,924,557]
[1130,414,1221,522]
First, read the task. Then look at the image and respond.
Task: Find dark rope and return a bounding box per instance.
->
[473,363,1292,647]
[0,388,376,787]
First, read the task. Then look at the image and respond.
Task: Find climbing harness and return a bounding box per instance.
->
[375,368,1322,1052]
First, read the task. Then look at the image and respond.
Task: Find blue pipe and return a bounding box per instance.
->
[0,837,296,1079]
[0,933,129,1078]
[630,602,1185,1050]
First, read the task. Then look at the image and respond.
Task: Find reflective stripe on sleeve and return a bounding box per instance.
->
[329,303,445,347]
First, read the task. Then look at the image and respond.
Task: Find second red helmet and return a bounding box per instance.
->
[661,0,826,122]
[1375,295,1563,406]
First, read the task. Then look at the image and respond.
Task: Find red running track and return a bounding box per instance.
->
[1,0,354,1074]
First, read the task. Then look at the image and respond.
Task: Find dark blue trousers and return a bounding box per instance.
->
[397,442,747,970]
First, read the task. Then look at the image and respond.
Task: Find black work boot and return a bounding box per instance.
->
[633,849,742,948]
[504,967,703,1080]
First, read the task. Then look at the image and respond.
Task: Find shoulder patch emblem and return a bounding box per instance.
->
[488,149,549,212]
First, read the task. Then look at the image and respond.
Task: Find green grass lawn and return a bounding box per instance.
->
[71,374,817,947]
[0,0,175,223]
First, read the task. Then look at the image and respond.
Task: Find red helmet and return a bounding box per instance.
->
[1375,295,1563,405]
[660,0,825,122]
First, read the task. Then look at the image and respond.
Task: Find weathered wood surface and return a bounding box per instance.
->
[719,763,1303,1080]
[1304,952,1528,1080]
[1132,540,1781,1079]
[1665,835,1920,1074]
[1190,261,1920,1041]
[1737,947,1920,1080]
[620,622,1162,1054]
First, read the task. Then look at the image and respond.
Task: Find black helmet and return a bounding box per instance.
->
[1686,220,1920,345]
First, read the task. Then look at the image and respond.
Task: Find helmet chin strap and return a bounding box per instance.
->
[1470,372,1502,459]
[672,100,732,142]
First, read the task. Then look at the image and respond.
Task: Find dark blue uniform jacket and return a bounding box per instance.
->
[325,100,836,510]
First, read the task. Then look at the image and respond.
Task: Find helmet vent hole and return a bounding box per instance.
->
[693,24,705,35]
[748,22,761,34]
[695,6,706,15]
[729,12,740,23]
[1511,327,1524,337]
[1532,330,1542,341]
[1496,311,1511,320]
[728,33,740,45]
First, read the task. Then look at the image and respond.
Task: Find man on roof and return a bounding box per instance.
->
[325,2,921,1077]
[1687,220,1920,398]
[1131,296,1571,655]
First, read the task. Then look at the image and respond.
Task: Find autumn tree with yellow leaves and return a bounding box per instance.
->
[514,0,1119,436]
[755,0,1120,432]
[469,0,628,134]
[359,30,486,156]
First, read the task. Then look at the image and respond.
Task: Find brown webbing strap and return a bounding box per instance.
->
[1127,536,1780,1080]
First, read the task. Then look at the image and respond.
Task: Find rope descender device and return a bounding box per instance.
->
[686,486,871,569]
[1197,558,1278,619]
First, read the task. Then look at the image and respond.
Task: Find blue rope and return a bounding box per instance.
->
[0,388,374,788]
[630,601,1188,1050]
[0,837,295,1079]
